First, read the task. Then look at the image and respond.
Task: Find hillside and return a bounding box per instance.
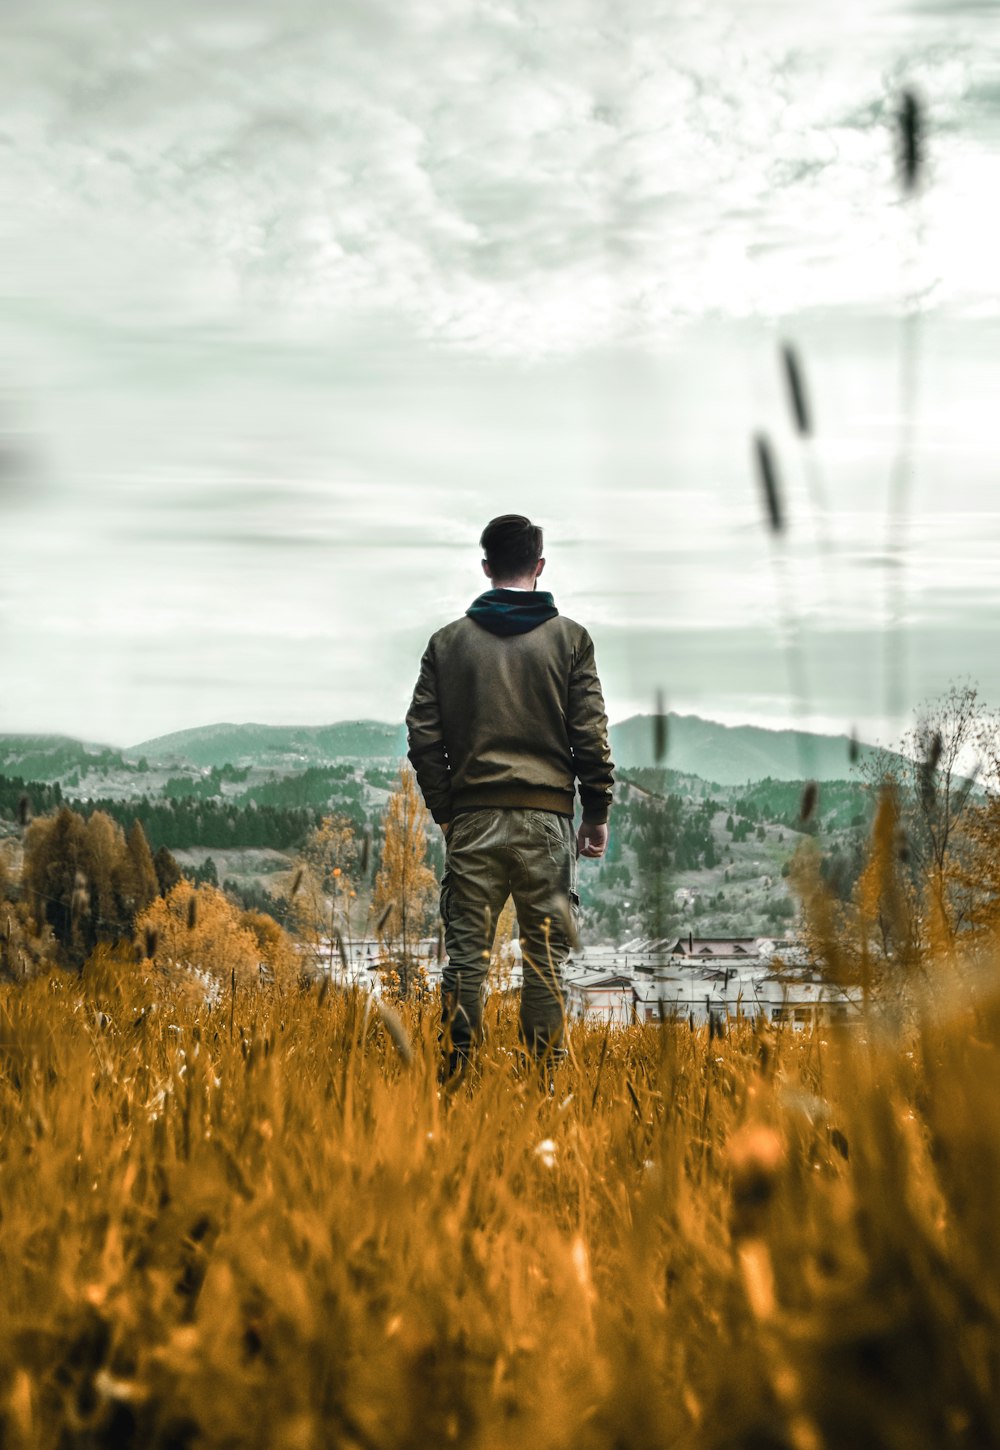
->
[0,734,133,782]
[131,712,891,785]
[609,712,890,784]
[127,720,409,769]
[129,712,888,784]
[2,712,892,787]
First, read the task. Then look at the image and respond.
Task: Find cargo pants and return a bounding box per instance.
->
[439,807,581,1066]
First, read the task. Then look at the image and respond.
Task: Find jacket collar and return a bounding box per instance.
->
[465,587,559,636]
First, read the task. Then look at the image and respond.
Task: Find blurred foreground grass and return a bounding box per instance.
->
[1,948,999,1449]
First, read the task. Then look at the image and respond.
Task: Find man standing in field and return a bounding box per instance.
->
[405,514,614,1081]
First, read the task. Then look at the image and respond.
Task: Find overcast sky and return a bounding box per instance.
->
[1,0,999,754]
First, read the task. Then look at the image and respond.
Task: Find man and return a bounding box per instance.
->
[405,513,614,1081]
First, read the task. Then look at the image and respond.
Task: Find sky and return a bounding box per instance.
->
[2,0,1000,754]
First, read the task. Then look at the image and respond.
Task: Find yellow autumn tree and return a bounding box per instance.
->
[291,812,362,973]
[371,765,437,998]
[791,779,924,1016]
[84,811,125,939]
[238,908,301,985]
[285,861,330,975]
[301,813,358,895]
[0,839,58,980]
[0,837,19,904]
[855,683,990,948]
[854,780,921,986]
[943,786,1000,968]
[135,879,266,986]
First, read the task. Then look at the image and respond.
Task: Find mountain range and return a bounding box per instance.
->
[0,712,892,787]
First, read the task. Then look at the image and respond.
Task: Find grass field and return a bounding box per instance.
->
[1,943,998,1450]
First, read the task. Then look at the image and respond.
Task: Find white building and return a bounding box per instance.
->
[563,969,638,1025]
[570,935,859,1029]
[310,930,859,1030]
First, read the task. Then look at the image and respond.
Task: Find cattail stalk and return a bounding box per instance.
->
[780,341,835,616]
[753,432,815,781]
[376,1000,413,1067]
[885,87,927,732]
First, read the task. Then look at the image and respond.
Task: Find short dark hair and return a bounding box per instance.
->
[480,514,543,580]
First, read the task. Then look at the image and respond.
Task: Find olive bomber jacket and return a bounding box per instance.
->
[405,587,615,826]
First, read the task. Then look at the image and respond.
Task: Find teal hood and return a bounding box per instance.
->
[465,587,559,636]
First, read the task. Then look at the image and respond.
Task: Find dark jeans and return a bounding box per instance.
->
[439,807,580,1066]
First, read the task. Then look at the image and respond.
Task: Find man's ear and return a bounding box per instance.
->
[482,558,491,578]
[536,557,546,577]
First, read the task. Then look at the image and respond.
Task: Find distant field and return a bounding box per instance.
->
[169,846,295,885]
[0,952,997,1449]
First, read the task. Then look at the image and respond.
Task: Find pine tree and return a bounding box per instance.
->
[197,856,219,888]
[114,821,159,925]
[153,845,182,897]
[22,806,90,963]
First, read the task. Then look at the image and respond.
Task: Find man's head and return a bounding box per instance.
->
[480,514,545,589]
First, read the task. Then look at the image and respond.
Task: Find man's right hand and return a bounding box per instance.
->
[577,821,608,858]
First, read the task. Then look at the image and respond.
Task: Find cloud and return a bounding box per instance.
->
[3,0,998,357]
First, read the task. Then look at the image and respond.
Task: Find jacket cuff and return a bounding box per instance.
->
[430,806,452,825]
[582,808,609,826]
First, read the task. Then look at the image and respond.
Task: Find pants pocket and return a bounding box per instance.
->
[439,867,452,929]
[528,809,567,850]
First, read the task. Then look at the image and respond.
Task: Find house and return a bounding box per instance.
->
[617,938,688,975]
[671,934,760,959]
[673,887,702,911]
[630,968,858,1030]
[590,933,859,1030]
[563,970,637,1025]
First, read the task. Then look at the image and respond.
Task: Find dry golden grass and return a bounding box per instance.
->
[1,941,999,1449]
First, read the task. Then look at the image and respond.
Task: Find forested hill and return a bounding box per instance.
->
[1,711,896,786]
[128,720,408,768]
[609,713,892,784]
[0,734,132,782]
[127,713,889,783]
